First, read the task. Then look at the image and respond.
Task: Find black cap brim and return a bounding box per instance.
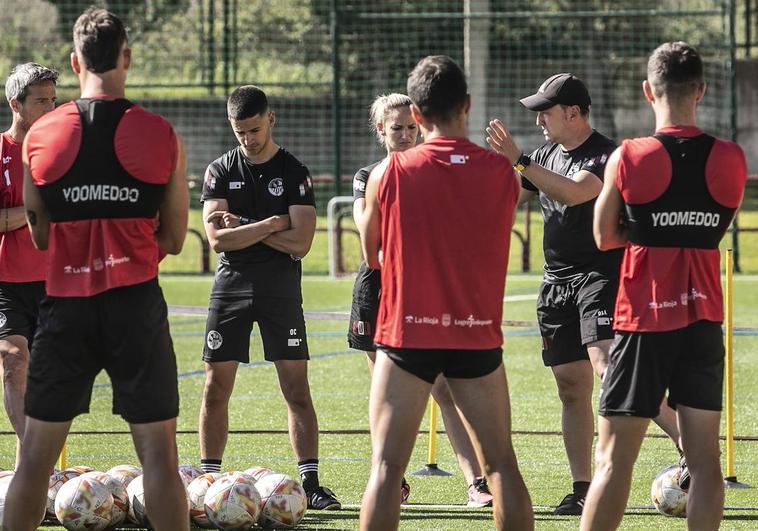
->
[519,93,556,111]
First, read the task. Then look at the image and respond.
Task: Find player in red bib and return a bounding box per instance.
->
[0,62,57,467]
[581,42,747,531]
[358,55,533,531]
[4,9,190,531]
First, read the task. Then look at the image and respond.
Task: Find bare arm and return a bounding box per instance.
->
[203,198,289,253]
[518,186,536,206]
[262,204,317,259]
[593,147,627,250]
[156,135,190,255]
[0,206,28,232]
[487,119,602,206]
[22,151,49,250]
[360,159,388,270]
[352,197,366,228]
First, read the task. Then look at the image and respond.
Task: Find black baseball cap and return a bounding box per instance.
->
[520,73,591,111]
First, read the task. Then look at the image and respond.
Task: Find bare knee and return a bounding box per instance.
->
[202,373,235,409]
[554,376,591,405]
[280,381,313,411]
[0,343,29,384]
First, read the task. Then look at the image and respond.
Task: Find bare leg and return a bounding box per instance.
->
[359,352,432,531]
[0,336,30,467]
[275,360,318,461]
[198,360,238,460]
[431,376,480,485]
[580,415,649,531]
[3,418,70,530]
[446,363,533,531]
[551,359,594,483]
[678,405,723,531]
[131,419,189,531]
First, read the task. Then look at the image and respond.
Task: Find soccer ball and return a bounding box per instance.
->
[204,472,261,530]
[106,464,142,490]
[651,464,688,517]
[81,471,129,526]
[126,474,150,526]
[54,475,113,531]
[256,473,307,529]
[47,468,87,517]
[178,464,203,488]
[243,466,274,482]
[188,472,222,528]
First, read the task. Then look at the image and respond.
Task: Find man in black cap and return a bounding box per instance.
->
[487,73,682,515]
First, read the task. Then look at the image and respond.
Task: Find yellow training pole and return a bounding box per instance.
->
[427,398,438,466]
[725,248,735,480]
[411,398,451,476]
[56,443,67,471]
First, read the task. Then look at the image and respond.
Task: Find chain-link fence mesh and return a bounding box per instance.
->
[0,0,739,217]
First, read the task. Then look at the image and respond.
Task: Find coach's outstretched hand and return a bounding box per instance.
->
[486,119,521,163]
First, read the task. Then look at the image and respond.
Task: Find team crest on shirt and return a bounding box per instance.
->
[268,178,284,197]
[206,330,223,350]
[441,314,451,327]
[0,312,6,329]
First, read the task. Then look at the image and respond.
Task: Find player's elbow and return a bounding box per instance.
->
[159,235,185,255]
[594,230,618,251]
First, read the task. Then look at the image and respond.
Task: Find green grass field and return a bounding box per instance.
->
[4,272,758,530]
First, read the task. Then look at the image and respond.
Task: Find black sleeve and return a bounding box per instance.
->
[520,149,539,192]
[352,168,370,200]
[285,158,316,208]
[200,159,228,202]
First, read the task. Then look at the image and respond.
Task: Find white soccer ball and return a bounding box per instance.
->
[178,464,203,488]
[204,472,261,530]
[106,464,142,490]
[126,474,150,526]
[188,472,222,528]
[651,464,688,517]
[256,473,307,529]
[54,475,113,531]
[47,467,88,518]
[81,471,129,526]
[243,465,274,482]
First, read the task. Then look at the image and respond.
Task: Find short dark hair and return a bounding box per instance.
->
[73,7,128,74]
[227,85,269,120]
[5,63,58,103]
[647,41,704,99]
[407,55,467,123]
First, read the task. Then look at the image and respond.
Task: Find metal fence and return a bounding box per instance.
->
[0,0,739,211]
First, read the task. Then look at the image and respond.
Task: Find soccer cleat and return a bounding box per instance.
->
[400,478,411,505]
[678,454,691,490]
[554,492,585,515]
[466,477,493,508]
[306,485,342,510]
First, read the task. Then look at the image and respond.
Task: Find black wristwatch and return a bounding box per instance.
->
[513,153,532,173]
[239,216,251,225]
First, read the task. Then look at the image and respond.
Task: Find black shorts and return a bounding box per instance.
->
[537,271,617,366]
[203,296,309,363]
[347,262,381,352]
[599,320,724,418]
[0,281,45,342]
[377,345,503,384]
[25,278,179,424]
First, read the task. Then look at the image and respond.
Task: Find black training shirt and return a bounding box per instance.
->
[201,146,315,298]
[352,161,380,201]
[522,130,622,283]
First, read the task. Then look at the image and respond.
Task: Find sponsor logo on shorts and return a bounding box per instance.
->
[229,181,243,190]
[288,338,302,347]
[206,330,223,350]
[0,312,6,329]
[596,309,611,326]
[268,178,284,197]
